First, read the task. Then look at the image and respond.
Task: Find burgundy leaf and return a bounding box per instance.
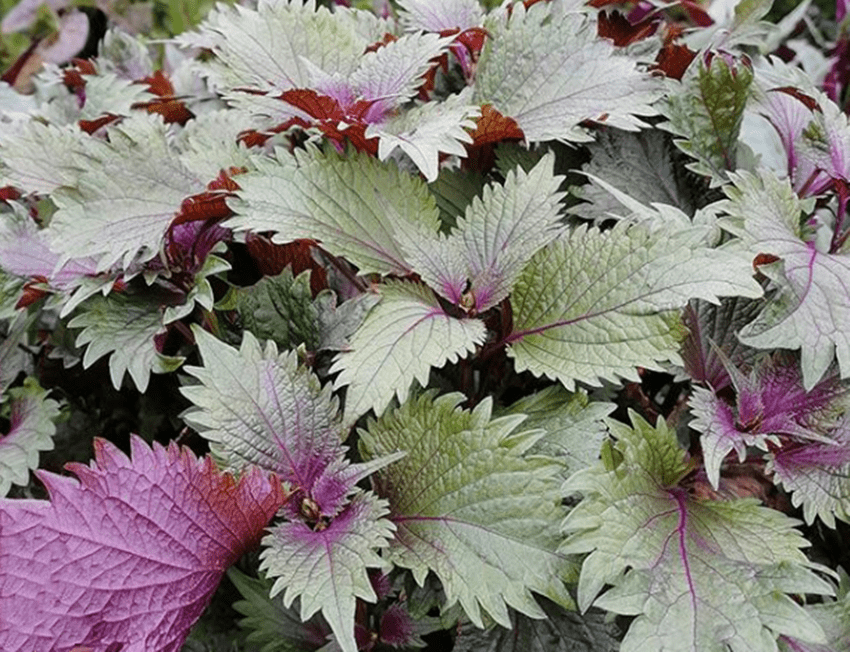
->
[0,435,287,652]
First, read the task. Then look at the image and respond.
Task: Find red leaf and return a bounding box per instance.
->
[0,436,288,652]
[464,104,524,171]
[278,89,379,155]
[15,275,50,309]
[136,98,195,125]
[171,168,246,226]
[598,10,658,46]
[139,70,175,98]
[245,234,328,295]
[0,186,21,202]
[469,104,524,147]
[78,113,122,135]
[652,43,697,80]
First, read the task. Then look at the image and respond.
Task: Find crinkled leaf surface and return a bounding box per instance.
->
[453,598,620,652]
[177,0,370,93]
[345,31,452,111]
[68,292,184,392]
[0,121,88,194]
[236,268,321,351]
[571,129,698,223]
[475,3,660,142]
[662,54,753,185]
[368,89,479,182]
[230,147,439,276]
[260,489,395,652]
[329,280,486,422]
[228,567,332,652]
[561,413,832,652]
[398,152,565,313]
[0,435,287,652]
[0,379,59,497]
[499,385,614,478]
[359,392,577,629]
[507,222,762,389]
[719,169,849,389]
[398,0,483,32]
[182,327,358,515]
[768,417,850,528]
[49,114,207,272]
[690,355,848,490]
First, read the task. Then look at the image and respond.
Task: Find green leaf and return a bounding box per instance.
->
[0,378,60,497]
[719,169,847,389]
[561,412,832,652]
[235,268,320,351]
[507,222,762,390]
[228,567,331,652]
[499,386,614,478]
[779,570,850,652]
[662,55,754,186]
[359,392,577,628]
[49,114,207,272]
[398,152,566,313]
[475,2,660,142]
[570,129,698,223]
[0,313,33,397]
[177,0,371,93]
[427,167,487,233]
[230,147,440,276]
[368,89,480,182]
[453,598,620,652]
[330,280,486,422]
[68,292,184,392]
[260,490,395,652]
[181,327,345,477]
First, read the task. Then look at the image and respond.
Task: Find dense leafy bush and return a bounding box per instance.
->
[2,0,850,650]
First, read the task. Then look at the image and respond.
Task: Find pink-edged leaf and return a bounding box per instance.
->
[181,327,399,522]
[260,489,395,652]
[720,169,850,389]
[0,203,99,292]
[768,420,850,527]
[0,379,60,496]
[690,355,847,488]
[753,85,817,192]
[397,152,565,313]
[561,413,832,652]
[0,435,287,652]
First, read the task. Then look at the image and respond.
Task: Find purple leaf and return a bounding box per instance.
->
[0,204,99,291]
[0,435,287,652]
[681,297,761,391]
[691,355,846,488]
[769,417,850,526]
